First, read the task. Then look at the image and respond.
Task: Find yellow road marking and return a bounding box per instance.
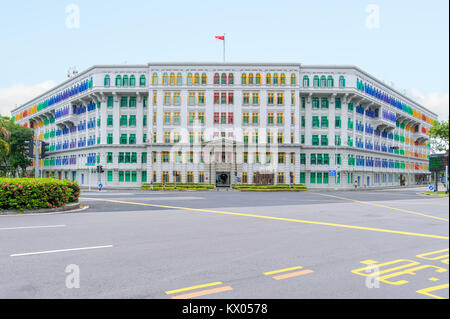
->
[416,284,449,299]
[416,249,449,261]
[273,269,314,280]
[81,198,449,240]
[264,266,303,276]
[315,193,449,222]
[165,281,223,295]
[171,286,233,299]
[361,259,379,265]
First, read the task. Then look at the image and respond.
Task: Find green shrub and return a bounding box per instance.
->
[232,184,307,191]
[141,183,214,190]
[0,178,80,211]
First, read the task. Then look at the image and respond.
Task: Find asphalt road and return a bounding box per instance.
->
[0,186,448,299]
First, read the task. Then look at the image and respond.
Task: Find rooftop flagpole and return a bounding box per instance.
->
[223,33,226,63]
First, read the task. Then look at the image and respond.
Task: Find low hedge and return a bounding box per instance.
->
[233,184,307,191]
[141,183,214,190]
[0,178,80,211]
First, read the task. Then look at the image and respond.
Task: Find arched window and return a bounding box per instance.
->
[162,73,168,85]
[115,75,122,87]
[327,76,334,88]
[291,74,297,85]
[187,73,193,85]
[221,73,227,85]
[130,75,136,87]
[122,75,129,87]
[214,73,220,84]
[255,73,261,85]
[140,75,146,87]
[228,73,234,85]
[194,73,200,85]
[152,73,158,85]
[266,73,272,85]
[273,73,279,85]
[280,73,286,85]
[313,76,319,87]
[248,73,254,85]
[169,73,175,85]
[339,76,346,88]
[320,76,326,88]
[104,75,110,87]
[201,73,207,85]
[241,73,247,85]
[177,73,182,85]
[302,75,309,87]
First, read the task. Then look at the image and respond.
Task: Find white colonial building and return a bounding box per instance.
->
[11,63,437,189]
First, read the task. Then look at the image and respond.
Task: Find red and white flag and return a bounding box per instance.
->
[215,35,225,40]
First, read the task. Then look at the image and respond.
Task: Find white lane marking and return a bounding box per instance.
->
[0,225,66,231]
[10,245,113,257]
[0,205,90,217]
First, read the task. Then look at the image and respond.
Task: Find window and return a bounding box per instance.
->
[335,116,341,128]
[255,73,261,85]
[280,73,286,85]
[194,73,200,85]
[312,135,319,146]
[152,73,158,85]
[228,112,234,124]
[268,113,274,125]
[277,172,284,184]
[243,93,250,105]
[268,93,274,105]
[321,98,329,109]
[214,73,220,84]
[317,172,323,184]
[198,112,205,124]
[228,73,234,85]
[273,73,279,85]
[300,153,306,165]
[107,152,113,163]
[327,76,334,88]
[252,112,259,125]
[303,76,310,87]
[312,97,319,109]
[301,116,305,128]
[120,134,127,145]
[324,154,329,165]
[162,73,168,85]
[335,135,341,146]
[278,152,285,164]
[335,154,341,165]
[320,76,326,88]
[277,133,283,144]
[321,116,328,128]
[266,73,272,85]
[107,96,114,107]
[291,92,295,105]
[120,115,128,127]
[214,93,220,104]
[339,76,346,88]
[241,73,247,85]
[104,75,110,87]
[221,93,227,104]
[107,133,113,144]
[140,75,146,86]
[169,73,175,85]
[228,93,234,104]
[122,75,129,87]
[129,97,136,107]
[115,75,122,87]
[335,98,341,109]
[277,113,284,125]
[177,73,182,85]
[313,76,319,88]
[201,73,207,85]
[277,93,284,105]
[164,92,171,105]
[129,134,136,145]
[312,116,320,128]
[248,73,254,85]
[187,73,193,85]
[267,133,273,144]
[291,73,297,85]
[120,97,128,107]
[252,93,259,105]
[130,75,136,87]
[164,112,171,125]
[107,115,113,126]
[173,112,180,125]
[129,115,136,127]
[221,73,227,85]
[162,152,169,163]
[321,135,328,146]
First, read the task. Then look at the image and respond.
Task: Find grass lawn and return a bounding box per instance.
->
[424,191,449,196]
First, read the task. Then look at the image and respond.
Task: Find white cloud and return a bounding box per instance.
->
[0,81,56,117]
[410,88,449,121]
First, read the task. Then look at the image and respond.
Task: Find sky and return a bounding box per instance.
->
[0,0,448,119]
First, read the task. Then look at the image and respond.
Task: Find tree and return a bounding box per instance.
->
[430,119,449,153]
[0,119,34,177]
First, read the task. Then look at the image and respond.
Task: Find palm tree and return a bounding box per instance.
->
[0,116,10,155]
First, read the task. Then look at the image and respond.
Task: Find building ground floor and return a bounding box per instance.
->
[42,167,430,190]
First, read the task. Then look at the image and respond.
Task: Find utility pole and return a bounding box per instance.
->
[34,140,40,179]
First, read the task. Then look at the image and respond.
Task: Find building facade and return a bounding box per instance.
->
[11,63,437,189]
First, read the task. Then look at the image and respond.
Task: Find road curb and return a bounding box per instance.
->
[0,203,82,215]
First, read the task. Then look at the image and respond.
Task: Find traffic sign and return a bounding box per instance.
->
[329,170,336,177]
[428,185,434,191]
